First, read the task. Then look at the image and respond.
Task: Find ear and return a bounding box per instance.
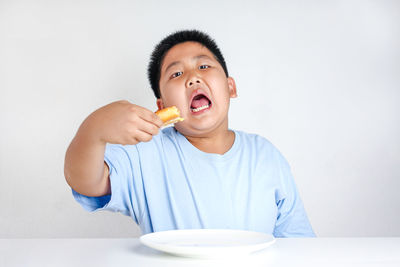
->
[156,98,165,110]
[227,77,237,98]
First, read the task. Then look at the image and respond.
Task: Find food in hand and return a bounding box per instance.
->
[155,106,184,126]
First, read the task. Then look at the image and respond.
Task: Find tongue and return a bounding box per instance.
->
[191,96,209,109]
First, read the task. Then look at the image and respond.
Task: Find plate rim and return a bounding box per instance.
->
[139,228,275,257]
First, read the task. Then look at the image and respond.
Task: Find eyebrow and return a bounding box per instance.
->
[163,55,212,74]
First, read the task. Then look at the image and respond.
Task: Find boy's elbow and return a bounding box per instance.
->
[63,163,111,197]
[63,163,79,193]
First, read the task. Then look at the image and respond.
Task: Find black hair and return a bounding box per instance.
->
[147,29,229,99]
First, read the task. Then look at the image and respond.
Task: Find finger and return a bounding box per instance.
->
[130,137,140,145]
[136,108,163,128]
[134,129,153,143]
[138,120,160,136]
[121,136,139,146]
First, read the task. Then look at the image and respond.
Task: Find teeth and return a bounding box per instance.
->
[191,104,209,112]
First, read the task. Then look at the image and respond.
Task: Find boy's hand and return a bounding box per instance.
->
[86,100,163,145]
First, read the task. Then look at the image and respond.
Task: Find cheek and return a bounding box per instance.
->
[205,69,228,89]
[162,85,187,107]
[208,77,231,103]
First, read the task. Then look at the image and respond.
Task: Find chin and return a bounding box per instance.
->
[175,124,209,136]
[175,117,227,137]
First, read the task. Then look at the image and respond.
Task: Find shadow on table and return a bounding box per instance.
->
[127,242,278,266]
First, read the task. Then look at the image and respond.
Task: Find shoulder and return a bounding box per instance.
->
[234,130,277,152]
[158,126,180,141]
[105,127,178,154]
[104,127,182,171]
[233,129,289,166]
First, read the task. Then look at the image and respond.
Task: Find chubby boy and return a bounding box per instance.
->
[64,30,315,237]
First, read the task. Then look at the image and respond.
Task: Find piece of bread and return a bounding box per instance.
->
[155,106,184,126]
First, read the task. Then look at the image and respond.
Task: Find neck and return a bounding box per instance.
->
[184,128,235,155]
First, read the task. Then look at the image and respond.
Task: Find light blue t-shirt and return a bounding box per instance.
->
[72,127,315,237]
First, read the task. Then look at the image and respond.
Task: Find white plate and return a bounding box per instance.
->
[139,229,275,259]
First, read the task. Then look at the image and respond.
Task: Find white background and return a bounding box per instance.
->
[0,0,399,238]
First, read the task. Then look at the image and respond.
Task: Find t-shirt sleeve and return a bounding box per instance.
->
[71,144,144,224]
[273,151,316,238]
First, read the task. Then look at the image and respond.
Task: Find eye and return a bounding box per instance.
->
[199,65,210,70]
[171,71,183,79]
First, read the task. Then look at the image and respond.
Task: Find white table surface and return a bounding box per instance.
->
[1,238,399,267]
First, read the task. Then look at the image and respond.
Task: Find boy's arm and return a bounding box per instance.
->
[273,151,315,237]
[64,122,110,197]
[64,100,163,197]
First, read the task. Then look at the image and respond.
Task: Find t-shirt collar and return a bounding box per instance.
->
[173,127,240,162]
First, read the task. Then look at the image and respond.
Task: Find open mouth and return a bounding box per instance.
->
[190,93,212,113]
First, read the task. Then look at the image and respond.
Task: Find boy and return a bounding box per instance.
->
[64,30,315,237]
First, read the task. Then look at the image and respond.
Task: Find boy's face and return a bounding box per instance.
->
[157,41,237,137]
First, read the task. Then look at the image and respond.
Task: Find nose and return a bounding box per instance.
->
[188,79,201,87]
[186,71,202,88]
